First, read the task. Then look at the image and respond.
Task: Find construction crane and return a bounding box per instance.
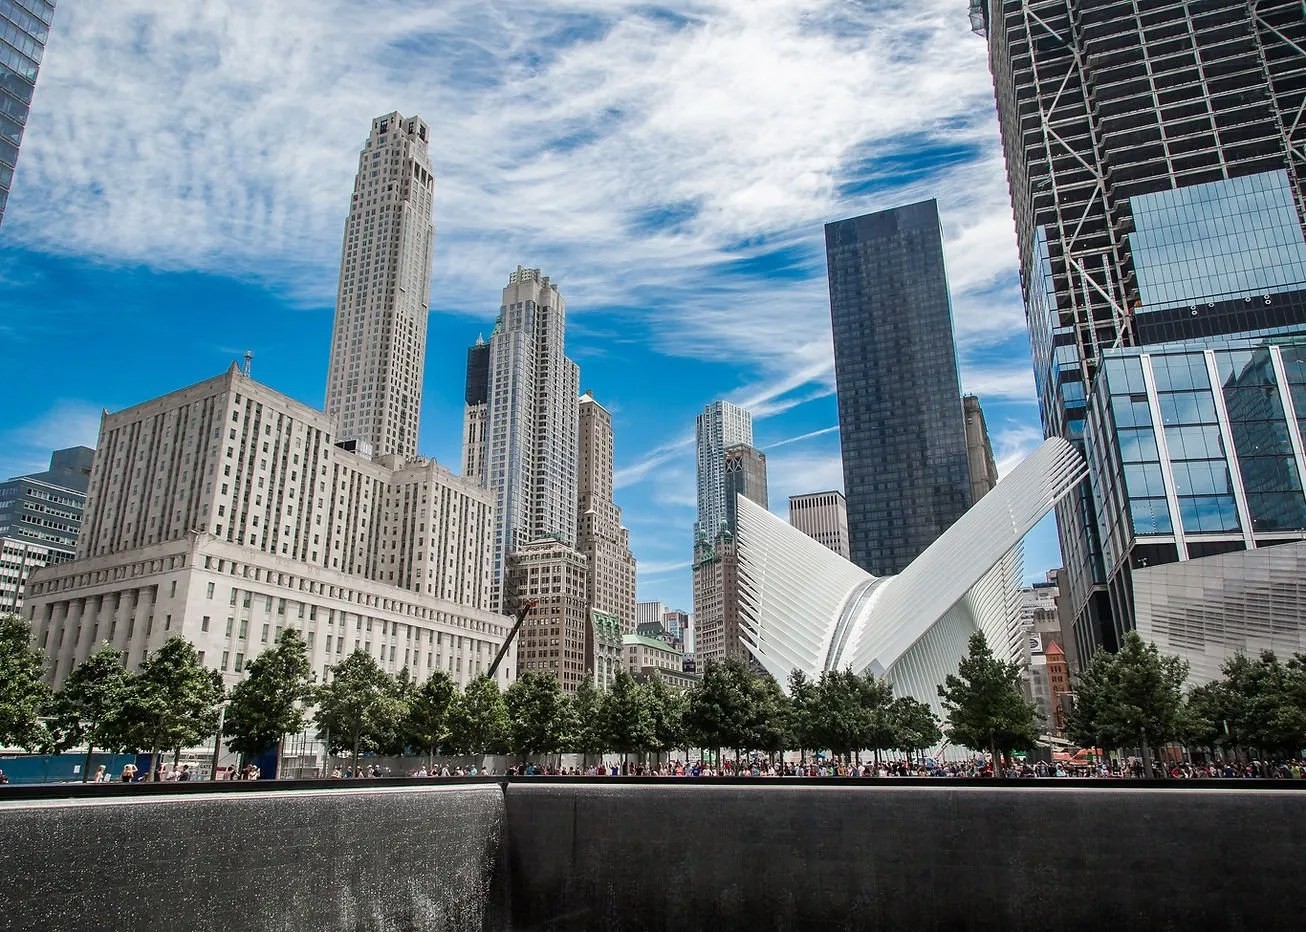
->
[485,598,537,680]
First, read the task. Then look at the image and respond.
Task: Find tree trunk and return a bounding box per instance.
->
[81,743,95,783]
[1140,732,1154,779]
[276,735,285,780]
[352,733,361,774]
[989,734,1000,778]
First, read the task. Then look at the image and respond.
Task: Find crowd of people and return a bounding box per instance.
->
[394,756,1306,779]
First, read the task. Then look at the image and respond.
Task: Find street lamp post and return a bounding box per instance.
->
[210,702,227,781]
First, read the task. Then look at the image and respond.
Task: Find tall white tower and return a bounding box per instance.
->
[694,400,753,542]
[470,267,581,608]
[324,112,435,459]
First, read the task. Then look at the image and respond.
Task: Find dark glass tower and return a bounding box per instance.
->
[973,0,1306,665]
[0,0,56,226]
[826,199,973,577]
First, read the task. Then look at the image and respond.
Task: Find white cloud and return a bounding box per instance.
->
[992,423,1045,477]
[762,449,846,517]
[765,425,840,450]
[8,0,1023,455]
[0,402,104,481]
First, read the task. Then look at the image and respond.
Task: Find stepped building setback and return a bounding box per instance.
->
[25,366,510,690]
[324,113,435,459]
[25,112,513,695]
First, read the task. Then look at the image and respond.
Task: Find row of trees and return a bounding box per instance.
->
[20,610,1296,779]
[4,611,1050,774]
[1069,632,1306,774]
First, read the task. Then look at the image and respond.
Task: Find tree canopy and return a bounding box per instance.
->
[938,631,1039,768]
[1067,631,1188,776]
[0,615,51,751]
[48,643,132,779]
[223,629,315,761]
[104,637,224,771]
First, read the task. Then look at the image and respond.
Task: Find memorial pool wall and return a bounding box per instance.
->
[0,778,1301,930]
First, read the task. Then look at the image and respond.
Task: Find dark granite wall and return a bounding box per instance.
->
[504,782,1305,931]
[0,783,505,932]
[2,780,1304,931]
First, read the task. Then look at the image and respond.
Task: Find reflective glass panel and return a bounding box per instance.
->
[1128,170,1306,312]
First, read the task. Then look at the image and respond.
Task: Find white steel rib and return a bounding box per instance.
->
[734,437,1085,708]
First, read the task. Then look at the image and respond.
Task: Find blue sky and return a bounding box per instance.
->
[0,0,1058,612]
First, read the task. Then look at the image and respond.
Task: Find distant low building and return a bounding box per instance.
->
[623,633,697,691]
[788,491,850,560]
[0,446,95,615]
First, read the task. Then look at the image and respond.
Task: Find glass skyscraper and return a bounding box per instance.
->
[973,0,1306,666]
[826,199,973,577]
[0,0,55,226]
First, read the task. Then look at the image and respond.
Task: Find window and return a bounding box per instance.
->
[202,616,211,632]
[206,582,215,599]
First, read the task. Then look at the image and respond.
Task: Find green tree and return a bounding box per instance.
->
[407,669,457,767]
[938,631,1040,771]
[506,671,571,764]
[223,629,314,776]
[104,637,224,778]
[858,673,897,765]
[682,658,754,763]
[889,696,942,761]
[745,673,792,764]
[807,668,870,761]
[600,669,653,764]
[1066,632,1188,776]
[786,669,817,761]
[567,677,607,765]
[372,667,416,756]
[0,615,51,751]
[447,675,509,756]
[1190,651,1306,757]
[48,644,131,781]
[313,649,402,772]
[643,674,686,765]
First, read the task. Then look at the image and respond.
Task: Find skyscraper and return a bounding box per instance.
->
[788,490,850,560]
[324,113,435,459]
[826,200,973,577]
[723,444,768,537]
[963,395,999,504]
[0,0,55,227]
[465,267,582,610]
[973,0,1306,666]
[577,391,637,633]
[694,401,752,542]
[694,433,768,667]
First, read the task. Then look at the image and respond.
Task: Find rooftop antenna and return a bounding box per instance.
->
[243,350,253,378]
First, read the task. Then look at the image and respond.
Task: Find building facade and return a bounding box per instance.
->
[973,0,1306,664]
[788,490,851,560]
[0,0,55,226]
[694,401,753,543]
[826,200,974,576]
[507,537,589,693]
[622,633,697,691]
[0,446,92,614]
[635,601,665,630]
[324,113,435,459]
[25,367,510,690]
[963,395,999,503]
[464,267,581,610]
[723,444,768,536]
[694,437,767,668]
[590,610,623,691]
[577,392,636,634]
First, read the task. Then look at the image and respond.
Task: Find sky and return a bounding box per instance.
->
[0,0,1060,613]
